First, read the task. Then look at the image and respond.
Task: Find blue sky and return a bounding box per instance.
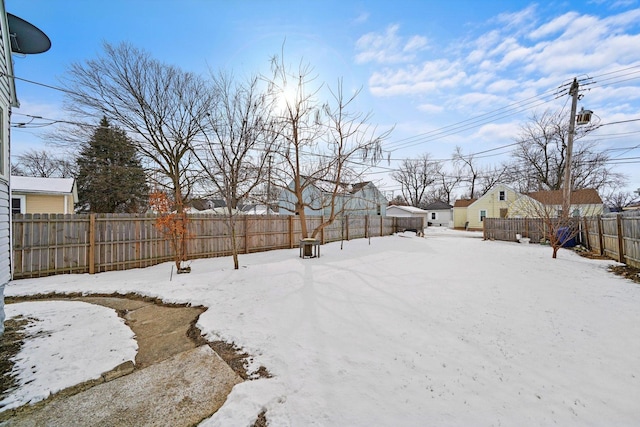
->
[7,0,640,198]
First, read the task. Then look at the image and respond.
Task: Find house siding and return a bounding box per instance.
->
[453,207,468,229]
[426,209,452,227]
[0,0,16,335]
[17,193,74,214]
[465,186,519,230]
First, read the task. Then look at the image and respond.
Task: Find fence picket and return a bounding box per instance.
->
[484,213,640,268]
[11,213,423,279]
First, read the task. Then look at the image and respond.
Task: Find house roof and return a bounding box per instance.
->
[527,188,602,205]
[424,201,452,210]
[387,205,428,214]
[453,198,476,208]
[350,181,371,193]
[11,176,76,194]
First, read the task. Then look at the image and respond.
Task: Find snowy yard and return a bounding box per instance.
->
[4,228,640,426]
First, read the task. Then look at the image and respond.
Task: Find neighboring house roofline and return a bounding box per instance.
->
[387,205,428,214]
[526,188,602,205]
[453,198,476,208]
[424,201,453,210]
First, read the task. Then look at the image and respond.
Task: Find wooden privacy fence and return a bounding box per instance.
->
[483,217,583,245]
[483,212,640,269]
[11,213,424,279]
[583,212,640,268]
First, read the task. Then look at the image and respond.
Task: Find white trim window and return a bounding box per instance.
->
[431,212,436,220]
[11,195,25,214]
[499,190,506,201]
[480,209,487,222]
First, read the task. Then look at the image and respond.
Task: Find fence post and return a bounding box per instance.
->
[597,215,604,256]
[89,214,96,274]
[289,215,294,249]
[380,216,383,237]
[582,217,590,250]
[616,214,625,263]
[346,215,350,240]
[244,215,249,254]
[365,215,369,238]
[483,218,487,240]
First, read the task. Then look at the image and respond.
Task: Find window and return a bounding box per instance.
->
[11,196,25,214]
[480,209,487,221]
[499,191,506,201]
[431,212,436,220]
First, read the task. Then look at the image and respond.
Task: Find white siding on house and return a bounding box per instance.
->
[0,0,19,335]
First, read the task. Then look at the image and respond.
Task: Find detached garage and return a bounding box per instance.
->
[386,205,428,222]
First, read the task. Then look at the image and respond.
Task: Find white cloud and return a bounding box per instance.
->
[528,12,579,39]
[473,121,522,142]
[368,60,466,96]
[355,24,428,64]
[353,12,370,25]
[417,103,444,113]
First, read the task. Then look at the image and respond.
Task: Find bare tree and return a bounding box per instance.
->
[510,189,602,258]
[62,42,215,218]
[192,72,277,269]
[432,166,461,205]
[391,153,439,207]
[477,164,508,196]
[453,146,482,198]
[62,42,215,271]
[510,109,625,192]
[603,190,639,211]
[267,53,390,245]
[12,149,76,178]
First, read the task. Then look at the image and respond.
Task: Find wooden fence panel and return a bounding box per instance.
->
[601,216,620,261]
[484,213,640,269]
[12,213,409,279]
[622,215,640,268]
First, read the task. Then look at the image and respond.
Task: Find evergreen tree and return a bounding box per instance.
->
[76,117,149,213]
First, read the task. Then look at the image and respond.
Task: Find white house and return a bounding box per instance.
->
[423,201,453,227]
[0,4,50,334]
[0,0,17,334]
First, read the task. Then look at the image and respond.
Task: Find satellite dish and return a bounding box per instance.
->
[7,13,51,54]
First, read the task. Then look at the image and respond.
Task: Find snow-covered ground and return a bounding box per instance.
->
[4,228,640,426]
[0,300,137,411]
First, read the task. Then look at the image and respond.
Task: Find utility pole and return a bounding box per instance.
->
[562,78,580,219]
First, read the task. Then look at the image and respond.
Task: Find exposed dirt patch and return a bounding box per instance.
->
[0,316,31,402]
[574,249,640,285]
[608,265,640,284]
[252,409,268,427]
[2,292,272,424]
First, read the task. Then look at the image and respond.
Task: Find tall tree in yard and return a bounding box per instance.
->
[63,42,214,218]
[192,72,278,270]
[76,117,148,213]
[266,52,391,243]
